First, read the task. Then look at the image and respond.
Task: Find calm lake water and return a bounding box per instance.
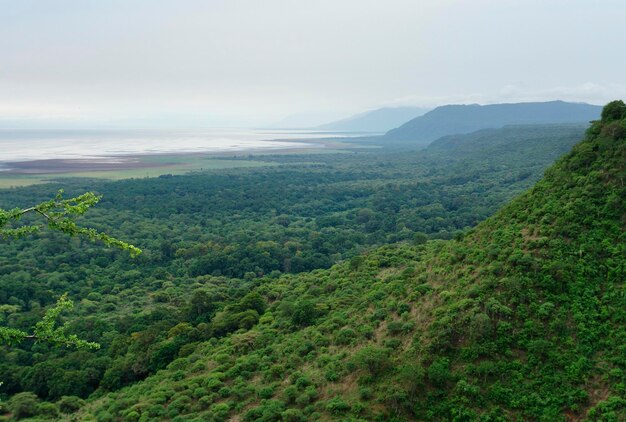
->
[0,129,362,163]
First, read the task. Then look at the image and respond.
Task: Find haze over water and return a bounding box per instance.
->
[0,129,357,164]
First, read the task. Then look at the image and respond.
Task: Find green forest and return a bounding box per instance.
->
[0,104,624,421]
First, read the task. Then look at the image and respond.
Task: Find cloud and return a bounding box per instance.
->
[2,1,625,127]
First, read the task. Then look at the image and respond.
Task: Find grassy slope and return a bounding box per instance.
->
[74,115,624,421]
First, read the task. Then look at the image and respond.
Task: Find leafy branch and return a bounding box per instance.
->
[1,191,141,350]
[0,294,99,350]
[0,190,141,257]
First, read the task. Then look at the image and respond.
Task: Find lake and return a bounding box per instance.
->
[0,128,362,164]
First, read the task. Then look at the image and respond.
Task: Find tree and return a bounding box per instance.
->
[600,100,626,122]
[7,392,39,419]
[352,346,391,377]
[291,300,319,327]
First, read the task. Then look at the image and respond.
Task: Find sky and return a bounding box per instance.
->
[1,0,626,128]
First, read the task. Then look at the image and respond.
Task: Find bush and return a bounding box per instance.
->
[123,410,140,422]
[283,386,298,403]
[383,338,402,349]
[358,386,373,400]
[57,395,86,413]
[291,300,319,327]
[325,397,350,415]
[358,324,374,339]
[37,402,60,419]
[258,386,275,399]
[335,328,357,345]
[204,377,224,391]
[245,400,284,421]
[210,403,230,420]
[281,408,306,422]
[428,358,451,387]
[387,321,404,335]
[7,392,39,420]
[352,346,391,376]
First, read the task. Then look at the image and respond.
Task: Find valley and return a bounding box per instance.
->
[2,103,623,420]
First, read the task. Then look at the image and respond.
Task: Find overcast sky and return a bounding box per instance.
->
[2,0,626,128]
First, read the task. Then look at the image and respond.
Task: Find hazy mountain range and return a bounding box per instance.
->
[384,100,602,145]
[314,106,429,132]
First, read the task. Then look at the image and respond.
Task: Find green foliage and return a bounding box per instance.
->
[1,191,140,348]
[1,294,100,349]
[7,392,39,420]
[1,109,624,420]
[352,346,391,377]
[0,190,141,257]
[601,99,626,122]
[427,358,451,387]
[32,294,100,350]
[57,395,85,414]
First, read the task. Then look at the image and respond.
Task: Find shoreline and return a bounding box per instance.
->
[0,137,361,188]
[0,138,340,175]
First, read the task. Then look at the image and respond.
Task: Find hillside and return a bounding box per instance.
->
[423,124,587,167]
[316,107,428,132]
[385,101,602,147]
[64,104,625,420]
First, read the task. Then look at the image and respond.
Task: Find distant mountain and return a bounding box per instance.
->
[385,100,602,146]
[269,112,346,129]
[316,106,429,132]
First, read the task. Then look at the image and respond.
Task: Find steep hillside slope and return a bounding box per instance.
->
[385,101,601,147]
[53,103,626,420]
[316,107,428,132]
[423,123,586,167]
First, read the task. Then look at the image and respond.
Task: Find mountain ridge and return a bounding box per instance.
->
[315,106,428,132]
[385,100,602,147]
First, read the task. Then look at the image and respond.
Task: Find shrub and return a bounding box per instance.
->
[325,397,350,415]
[37,402,60,419]
[325,369,340,381]
[123,410,140,422]
[358,386,373,400]
[210,403,231,420]
[169,395,192,413]
[358,324,374,339]
[281,408,306,422]
[57,395,86,413]
[295,386,318,406]
[283,386,298,403]
[204,377,224,391]
[218,386,232,398]
[428,358,451,387]
[352,346,391,376]
[383,338,402,349]
[291,300,319,327]
[147,404,167,417]
[7,392,39,420]
[258,386,275,399]
[335,328,357,345]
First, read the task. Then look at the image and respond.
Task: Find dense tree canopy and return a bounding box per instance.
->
[0,114,623,420]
